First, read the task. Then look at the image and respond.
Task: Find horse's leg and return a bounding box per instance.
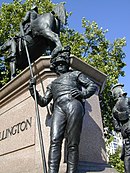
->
[10,59,16,79]
[10,38,16,57]
[41,29,62,58]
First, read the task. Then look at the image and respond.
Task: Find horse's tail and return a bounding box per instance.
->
[52,3,66,24]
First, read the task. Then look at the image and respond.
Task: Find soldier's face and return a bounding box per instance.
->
[55,63,68,75]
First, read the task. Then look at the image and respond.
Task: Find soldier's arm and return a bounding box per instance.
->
[78,73,98,99]
[112,108,121,132]
[113,117,121,132]
[29,78,53,107]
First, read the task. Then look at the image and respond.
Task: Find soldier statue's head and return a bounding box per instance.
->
[50,46,71,75]
[111,83,127,100]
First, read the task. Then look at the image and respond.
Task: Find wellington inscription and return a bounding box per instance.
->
[0,117,32,142]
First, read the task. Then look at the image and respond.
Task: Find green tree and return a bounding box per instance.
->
[0,0,126,133]
[109,147,124,173]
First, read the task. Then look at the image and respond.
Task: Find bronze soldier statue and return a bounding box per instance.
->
[29,46,98,173]
[111,84,130,173]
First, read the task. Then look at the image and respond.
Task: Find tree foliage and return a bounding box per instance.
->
[109,147,124,173]
[0,0,126,133]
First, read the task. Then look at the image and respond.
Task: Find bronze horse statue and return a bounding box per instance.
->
[0,3,66,78]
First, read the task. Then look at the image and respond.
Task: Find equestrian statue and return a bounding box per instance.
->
[0,3,66,78]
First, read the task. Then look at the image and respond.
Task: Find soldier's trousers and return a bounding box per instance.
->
[48,95,84,173]
[124,140,130,173]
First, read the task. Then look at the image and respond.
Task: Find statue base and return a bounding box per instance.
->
[78,161,118,173]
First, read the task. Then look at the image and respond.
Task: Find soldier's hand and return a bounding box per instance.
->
[29,77,36,97]
[29,77,36,88]
[71,88,83,99]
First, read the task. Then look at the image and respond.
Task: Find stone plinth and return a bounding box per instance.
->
[0,56,117,172]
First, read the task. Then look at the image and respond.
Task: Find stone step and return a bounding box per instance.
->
[78,161,118,173]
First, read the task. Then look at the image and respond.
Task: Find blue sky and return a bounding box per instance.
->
[0,0,130,95]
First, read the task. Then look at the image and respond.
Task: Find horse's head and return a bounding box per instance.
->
[52,3,67,25]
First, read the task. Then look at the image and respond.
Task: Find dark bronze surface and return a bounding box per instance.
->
[112,84,130,173]
[29,47,98,173]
